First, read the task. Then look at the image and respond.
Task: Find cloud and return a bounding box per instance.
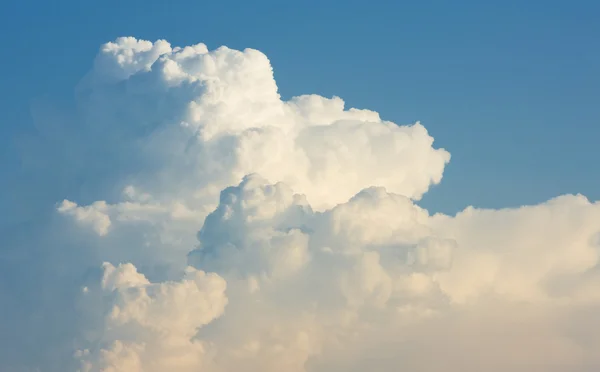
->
[2,36,600,372]
[58,200,112,236]
[76,263,227,372]
[73,36,450,213]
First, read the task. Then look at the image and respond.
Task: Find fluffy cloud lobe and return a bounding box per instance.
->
[7,37,600,372]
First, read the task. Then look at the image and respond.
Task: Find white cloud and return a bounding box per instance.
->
[70,35,450,216]
[58,200,112,236]
[2,36,600,372]
[76,263,227,372]
[431,194,600,304]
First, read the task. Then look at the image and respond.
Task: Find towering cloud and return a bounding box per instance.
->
[2,37,599,371]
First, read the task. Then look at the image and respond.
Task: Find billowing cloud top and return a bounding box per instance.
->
[3,37,600,372]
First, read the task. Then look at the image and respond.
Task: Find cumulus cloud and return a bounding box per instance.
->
[72,36,450,213]
[76,263,227,372]
[2,36,600,372]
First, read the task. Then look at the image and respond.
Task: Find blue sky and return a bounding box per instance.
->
[1,0,599,216]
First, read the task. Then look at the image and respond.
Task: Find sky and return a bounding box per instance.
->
[1,1,600,372]
[2,0,599,216]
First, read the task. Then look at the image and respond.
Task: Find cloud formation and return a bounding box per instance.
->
[3,36,600,372]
